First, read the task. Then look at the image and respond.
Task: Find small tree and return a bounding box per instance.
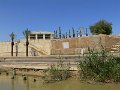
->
[54,30,56,38]
[80,27,83,37]
[80,29,82,37]
[72,27,75,37]
[76,30,79,37]
[69,29,71,38]
[62,34,65,38]
[10,32,15,56]
[23,28,31,56]
[86,28,88,36]
[55,30,58,38]
[65,32,68,38]
[59,27,61,39]
[90,20,112,35]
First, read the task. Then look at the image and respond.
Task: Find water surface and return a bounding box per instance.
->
[0,73,120,90]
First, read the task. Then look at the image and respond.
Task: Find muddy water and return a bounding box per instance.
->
[0,73,120,90]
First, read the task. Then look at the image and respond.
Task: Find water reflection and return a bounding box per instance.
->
[0,73,120,90]
[11,79,14,90]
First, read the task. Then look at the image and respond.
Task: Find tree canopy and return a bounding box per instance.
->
[89,20,112,35]
[10,32,15,42]
[23,28,31,39]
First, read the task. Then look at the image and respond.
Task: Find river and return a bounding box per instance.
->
[0,73,120,90]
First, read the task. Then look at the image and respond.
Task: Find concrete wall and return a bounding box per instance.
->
[0,42,11,57]
[0,35,120,57]
[51,35,120,55]
[0,39,51,57]
[105,35,120,48]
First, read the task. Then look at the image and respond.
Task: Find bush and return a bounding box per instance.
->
[43,61,71,82]
[79,48,120,82]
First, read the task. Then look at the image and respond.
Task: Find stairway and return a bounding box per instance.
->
[21,42,48,55]
[28,44,48,55]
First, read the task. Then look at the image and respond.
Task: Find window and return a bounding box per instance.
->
[45,34,51,39]
[37,34,43,39]
[30,34,36,40]
[62,42,69,48]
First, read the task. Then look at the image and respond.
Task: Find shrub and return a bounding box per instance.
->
[43,61,71,82]
[79,48,120,82]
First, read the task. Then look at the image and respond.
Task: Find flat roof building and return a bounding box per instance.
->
[29,31,54,40]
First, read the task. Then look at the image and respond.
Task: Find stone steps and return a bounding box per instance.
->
[0,55,82,62]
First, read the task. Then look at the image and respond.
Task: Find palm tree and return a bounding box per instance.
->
[10,32,15,56]
[23,28,31,56]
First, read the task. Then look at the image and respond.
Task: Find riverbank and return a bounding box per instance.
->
[1,53,120,83]
[0,55,79,76]
[0,63,78,77]
[0,66,45,77]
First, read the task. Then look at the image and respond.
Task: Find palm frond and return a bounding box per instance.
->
[23,28,31,39]
[10,32,15,42]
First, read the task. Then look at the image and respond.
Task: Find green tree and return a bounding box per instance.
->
[59,27,61,39]
[72,27,75,37]
[79,27,83,37]
[80,29,82,37]
[76,30,79,37]
[23,28,31,56]
[86,28,88,36]
[90,20,112,35]
[65,32,68,38]
[69,29,71,38]
[10,32,15,56]
[55,30,58,38]
[62,34,65,38]
[54,30,56,39]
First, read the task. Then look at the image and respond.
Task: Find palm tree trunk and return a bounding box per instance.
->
[26,44,28,56]
[26,41,29,56]
[11,42,14,56]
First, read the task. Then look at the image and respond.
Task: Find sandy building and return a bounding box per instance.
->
[0,31,120,57]
[0,31,54,57]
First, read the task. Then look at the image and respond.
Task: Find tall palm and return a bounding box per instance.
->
[10,32,15,56]
[23,28,31,56]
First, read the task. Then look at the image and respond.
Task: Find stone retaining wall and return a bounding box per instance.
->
[51,35,120,55]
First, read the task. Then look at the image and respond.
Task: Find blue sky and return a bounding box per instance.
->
[0,0,120,41]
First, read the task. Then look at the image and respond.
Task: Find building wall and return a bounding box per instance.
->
[0,35,120,57]
[51,35,120,55]
[0,39,51,57]
[105,35,120,48]
[0,42,11,57]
